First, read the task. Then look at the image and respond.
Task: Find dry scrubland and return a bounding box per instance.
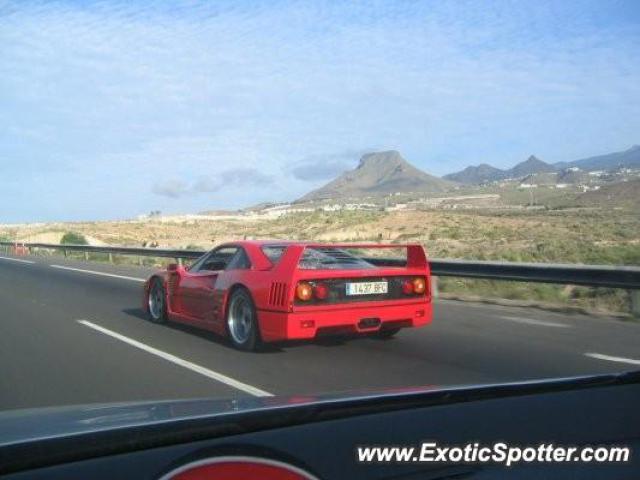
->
[2,208,639,315]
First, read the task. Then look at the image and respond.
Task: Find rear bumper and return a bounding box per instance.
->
[257,301,432,342]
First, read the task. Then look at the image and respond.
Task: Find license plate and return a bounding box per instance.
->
[346,281,388,296]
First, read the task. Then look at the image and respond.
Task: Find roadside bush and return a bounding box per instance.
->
[60,232,88,245]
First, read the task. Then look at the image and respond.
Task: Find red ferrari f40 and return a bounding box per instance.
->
[143,241,433,351]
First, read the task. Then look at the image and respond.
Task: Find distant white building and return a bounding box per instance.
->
[386,203,408,211]
[322,204,342,212]
[341,203,377,210]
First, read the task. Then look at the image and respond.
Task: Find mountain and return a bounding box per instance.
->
[444,155,556,185]
[444,145,640,186]
[297,151,454,202]
[443,163,506,184]
[555,145,640,171]
[508,155,555,177]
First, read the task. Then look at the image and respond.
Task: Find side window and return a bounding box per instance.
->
[226,248,252,270]
[262,246,286,264]
[193,247,238,272]
[187,252,211,272]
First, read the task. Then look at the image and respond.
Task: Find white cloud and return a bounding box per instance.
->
[290,150,372,181]
[194,168,274,192]
[152,167,274,198]
[152,179,190,198]
[0,1,639,221]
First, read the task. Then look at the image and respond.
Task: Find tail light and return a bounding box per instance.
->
[297,281,329,301]
[401,280,414,295]
[402,277,427,295]
[313,282,329,300]
[296,282,313,301]
[412,277,426,294]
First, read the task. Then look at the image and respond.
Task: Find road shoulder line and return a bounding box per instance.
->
[51,265,145,282]
[0,256,35,264]
[77,319,273,397]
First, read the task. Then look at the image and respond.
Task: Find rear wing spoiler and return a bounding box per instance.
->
[268,243,429,272]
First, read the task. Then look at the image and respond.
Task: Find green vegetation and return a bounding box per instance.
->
[60,232,88,245]
[415,210,640,266]
[406,209,639,315]
[2,206,637,316]
[251,210,385,241]
[438,278,631,316]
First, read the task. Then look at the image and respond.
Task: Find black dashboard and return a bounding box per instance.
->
[1,372,638,479]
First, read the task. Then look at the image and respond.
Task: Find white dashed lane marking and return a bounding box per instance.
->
[585,353,640,366]
[499,316,570,328]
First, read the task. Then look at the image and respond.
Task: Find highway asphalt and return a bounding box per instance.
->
[1,254,639,411]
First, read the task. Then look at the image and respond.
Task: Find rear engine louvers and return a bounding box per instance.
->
[269,282,288,307]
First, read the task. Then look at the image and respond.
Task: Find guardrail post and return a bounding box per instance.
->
[84,251,89,261]
[63,248,67,258]
[631,290,640,318]
[108,253,113,264]
[177,258,183,266]
[431,276,439,299]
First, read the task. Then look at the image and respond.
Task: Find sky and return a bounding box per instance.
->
[1,0,639,222]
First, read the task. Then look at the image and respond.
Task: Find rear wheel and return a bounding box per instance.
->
[147,278,167,324]
[226,288,261,351]
[375,327,401,339]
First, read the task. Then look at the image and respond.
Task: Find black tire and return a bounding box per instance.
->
[147,278,168,324]
[226,288,261,351]
[375,327,401,339]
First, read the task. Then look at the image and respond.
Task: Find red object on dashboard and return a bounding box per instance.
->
[160,457,320,480]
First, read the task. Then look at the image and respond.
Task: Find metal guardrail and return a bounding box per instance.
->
[0,242,205,260]
[2,241,639,290]
[429,259,640,290]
